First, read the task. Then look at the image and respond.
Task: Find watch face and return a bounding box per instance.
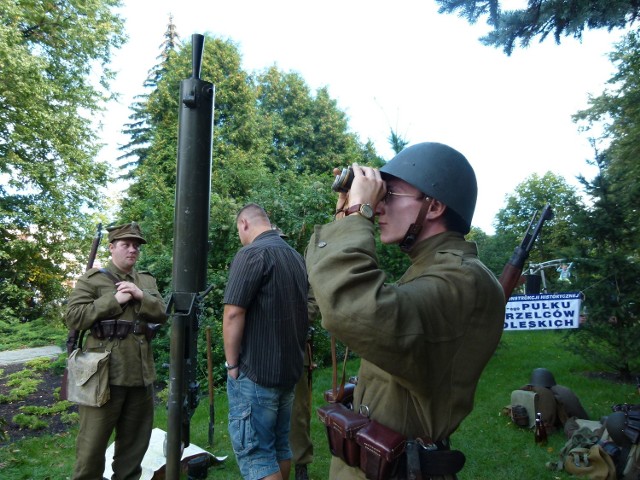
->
[360,204,374,219]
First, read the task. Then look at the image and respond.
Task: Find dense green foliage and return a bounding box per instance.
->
[0,1,125,324]
[436,0,639,54]
[558,30,640,380]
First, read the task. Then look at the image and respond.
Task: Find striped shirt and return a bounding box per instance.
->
[224,230,309,388]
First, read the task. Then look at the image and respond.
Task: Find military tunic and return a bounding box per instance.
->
[305,216,505,479]
[66,260,167,386]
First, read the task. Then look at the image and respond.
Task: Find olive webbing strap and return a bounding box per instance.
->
[76,329,87,350]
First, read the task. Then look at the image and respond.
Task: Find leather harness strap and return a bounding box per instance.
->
[400,197,434,252]
[99,267,121,285]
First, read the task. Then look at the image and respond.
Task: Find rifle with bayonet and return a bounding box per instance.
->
[60,223,102,400]
[499,205,553,301]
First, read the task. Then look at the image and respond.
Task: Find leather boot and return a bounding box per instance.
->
[295,464,309,480]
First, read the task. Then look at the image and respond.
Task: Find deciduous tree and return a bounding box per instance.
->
[0,0,125,322]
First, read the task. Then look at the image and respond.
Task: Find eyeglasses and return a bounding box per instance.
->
[382,189,424,204]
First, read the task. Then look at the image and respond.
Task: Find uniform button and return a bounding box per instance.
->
[318,241,327,248]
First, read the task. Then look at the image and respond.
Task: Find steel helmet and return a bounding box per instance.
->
[379,142,477,233]
[605,411,631,447]
[529,368,557,388]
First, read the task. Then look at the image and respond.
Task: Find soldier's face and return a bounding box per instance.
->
[376,178,425,245]
[109,239,141,272]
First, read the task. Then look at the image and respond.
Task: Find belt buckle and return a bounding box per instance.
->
[416,437,438,451]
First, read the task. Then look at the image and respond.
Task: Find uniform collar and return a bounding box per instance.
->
[407,231,476,262]
[107,260,136,280]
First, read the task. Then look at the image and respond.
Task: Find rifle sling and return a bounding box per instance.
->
[99,268,121,285]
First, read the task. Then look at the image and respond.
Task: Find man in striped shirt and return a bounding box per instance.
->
[223,203,309,480]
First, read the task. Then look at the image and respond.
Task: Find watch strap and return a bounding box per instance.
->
[344,203,374,221]
[344,204,363,216]
[225,361,239,370]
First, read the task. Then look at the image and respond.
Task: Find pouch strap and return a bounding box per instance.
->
[77,329,87,350]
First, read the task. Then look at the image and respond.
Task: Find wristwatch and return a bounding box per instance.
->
[344,203,374,221]
[224,361,239,370]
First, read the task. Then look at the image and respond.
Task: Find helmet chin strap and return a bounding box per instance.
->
[399,197,433,252]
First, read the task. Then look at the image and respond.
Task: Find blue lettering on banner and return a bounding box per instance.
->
[504,292,581,331]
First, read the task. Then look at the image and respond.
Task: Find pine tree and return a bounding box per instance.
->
[436,0,639,54]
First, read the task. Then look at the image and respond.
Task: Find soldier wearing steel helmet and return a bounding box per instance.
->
[305,142,505,479]
[65,222,168,480]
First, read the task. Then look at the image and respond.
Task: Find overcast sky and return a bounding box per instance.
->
[99,0,628,233]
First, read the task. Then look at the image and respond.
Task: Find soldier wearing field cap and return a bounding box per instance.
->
[306,142,505,479]
[66,222,167,480]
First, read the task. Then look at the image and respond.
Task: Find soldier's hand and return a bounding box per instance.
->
[348,163,386,209]
[333,167,349,219]
[116,281,143,301]
[114,290,133,304]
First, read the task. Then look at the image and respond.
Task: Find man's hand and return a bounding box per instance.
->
[333,167,350,218]
[115,281,143,304]
[346,163,386,210]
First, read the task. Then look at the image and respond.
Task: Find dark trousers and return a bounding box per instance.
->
[72,384,154,480]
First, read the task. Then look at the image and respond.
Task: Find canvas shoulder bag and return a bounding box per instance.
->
[66,330,111,407]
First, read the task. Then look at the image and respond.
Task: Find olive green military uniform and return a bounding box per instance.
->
[66,259,167,480]
[290,333,314,467]
[306,216,505,479]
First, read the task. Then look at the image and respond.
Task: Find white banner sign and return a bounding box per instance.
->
[504,292,582,331]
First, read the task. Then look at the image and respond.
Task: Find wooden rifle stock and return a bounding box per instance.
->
[499,205,553,301]
[499,263,526,303]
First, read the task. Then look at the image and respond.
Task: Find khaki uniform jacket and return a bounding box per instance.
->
[306,216,505,479]
[65,260,168,387]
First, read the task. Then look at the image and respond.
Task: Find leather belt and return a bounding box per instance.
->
[91,319,160,341]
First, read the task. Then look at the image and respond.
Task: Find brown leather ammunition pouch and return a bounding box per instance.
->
[115,320,133,339]
[91,320,160,342]
[92,319,117,339]
[355,420,407,480]
[317,403,369,467]
[133,322,161,341]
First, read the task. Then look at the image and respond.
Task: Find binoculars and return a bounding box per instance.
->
[331,167,353,193]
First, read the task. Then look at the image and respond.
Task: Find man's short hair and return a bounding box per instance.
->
[442,207,469,235]
[237,203,270,223]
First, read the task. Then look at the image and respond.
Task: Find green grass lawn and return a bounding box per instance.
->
[0,329,637,479]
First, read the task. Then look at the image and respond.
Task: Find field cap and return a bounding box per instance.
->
[107,222,147,244]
